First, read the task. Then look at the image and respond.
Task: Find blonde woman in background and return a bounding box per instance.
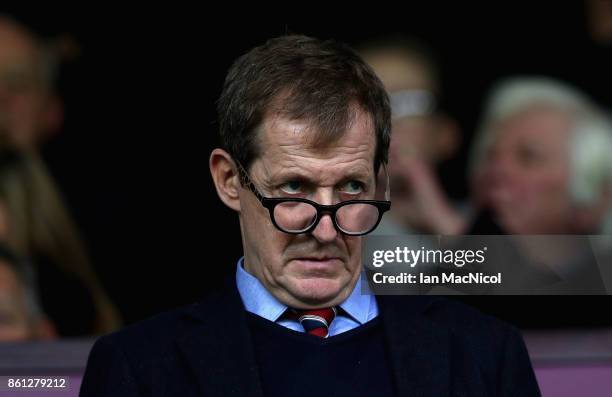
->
[0,14,120,336]
[0,148,120,336]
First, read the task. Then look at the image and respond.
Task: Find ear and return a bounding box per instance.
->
[433,114,460,162]
[574,186,612,233]
[209,148,242,212]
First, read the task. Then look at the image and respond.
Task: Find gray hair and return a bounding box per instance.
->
[470,76,612,232]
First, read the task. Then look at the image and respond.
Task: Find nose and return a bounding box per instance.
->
[485,149,518,187]
[311,213,338,243]
[310,188,338,242]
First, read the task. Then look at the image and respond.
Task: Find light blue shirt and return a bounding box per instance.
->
[235,257,379,336]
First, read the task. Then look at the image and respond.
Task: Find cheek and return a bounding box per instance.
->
[242,199,290,258]
[344,236,363,269]
[241,192,276,235]
[526,168,570,205]
[266,233,293,268]
[517,170,573,229]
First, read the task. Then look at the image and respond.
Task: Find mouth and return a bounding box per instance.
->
[485,188,515,211]
[291,257,343,270]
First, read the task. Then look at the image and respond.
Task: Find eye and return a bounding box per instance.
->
[280,181,303,195]
[517,144,543,167]
[340,180,364,195]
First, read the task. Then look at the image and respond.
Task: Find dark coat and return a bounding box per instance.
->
[80,278,540,396]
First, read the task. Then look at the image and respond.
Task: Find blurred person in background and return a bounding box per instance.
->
[0,14,64,149]
[464,77,612,293]
[0,148,120,335]
[470,77,612,236]
[367,72,612,292]
[360,37,464,235]
[394,75,612,238]
[0,242,56,341]
[0,14,120,336]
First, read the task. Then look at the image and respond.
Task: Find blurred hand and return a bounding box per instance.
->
[388,147,466,235]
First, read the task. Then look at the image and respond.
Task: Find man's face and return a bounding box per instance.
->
[240,109,376,309]
[475,107,573,234]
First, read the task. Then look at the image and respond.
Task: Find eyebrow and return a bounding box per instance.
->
[266,168,374,185]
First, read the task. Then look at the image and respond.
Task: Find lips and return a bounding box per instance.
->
[289,256,344,278]
[292,257,342,268]
[296,256,338,261]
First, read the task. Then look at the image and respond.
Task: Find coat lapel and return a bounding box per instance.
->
[378,296,452,397]
[176,278,264,397]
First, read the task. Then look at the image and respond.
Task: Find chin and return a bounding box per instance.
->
[290,277,348,306]
[498,217,530,234]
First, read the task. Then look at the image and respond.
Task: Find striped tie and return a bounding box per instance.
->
[288,307,337,338]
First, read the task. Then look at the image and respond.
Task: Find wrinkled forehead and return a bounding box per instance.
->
[253,110,377,179]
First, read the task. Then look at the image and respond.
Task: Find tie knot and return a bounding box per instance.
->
[287,307,337,338]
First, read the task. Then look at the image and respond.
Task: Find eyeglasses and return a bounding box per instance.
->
[235,160,391,236]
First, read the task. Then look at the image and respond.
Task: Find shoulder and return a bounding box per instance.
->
[405,296,538,393]
[381,296,539,395]
[381,295,531,368]
[85,302,200,369]
[80,281,244,396]
[81,299,216,396]
[383,295,519,336]
[87,281,233,365]
[90,280,236,360]
[80,302,203,396]
[425,296,515,335]
[423,296,525,353]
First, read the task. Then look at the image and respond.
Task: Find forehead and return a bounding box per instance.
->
[495,107,572,148]
[255,109,376,177]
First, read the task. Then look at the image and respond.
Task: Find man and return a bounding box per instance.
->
[465,77,612,294]
[80,35,540,396]
[470,76,612,235]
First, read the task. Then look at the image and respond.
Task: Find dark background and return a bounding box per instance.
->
[7,3,612,329]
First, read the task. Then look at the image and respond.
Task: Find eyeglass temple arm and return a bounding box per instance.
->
[234,159,266,202]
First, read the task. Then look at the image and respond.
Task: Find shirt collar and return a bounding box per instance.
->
[340,273,377,325]
[236,257,287,322]
[235,256,375,325]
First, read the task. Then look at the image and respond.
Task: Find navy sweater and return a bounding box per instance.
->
[246,313,396,397]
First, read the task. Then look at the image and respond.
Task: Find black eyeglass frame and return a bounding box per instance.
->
[235,160,391,236]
